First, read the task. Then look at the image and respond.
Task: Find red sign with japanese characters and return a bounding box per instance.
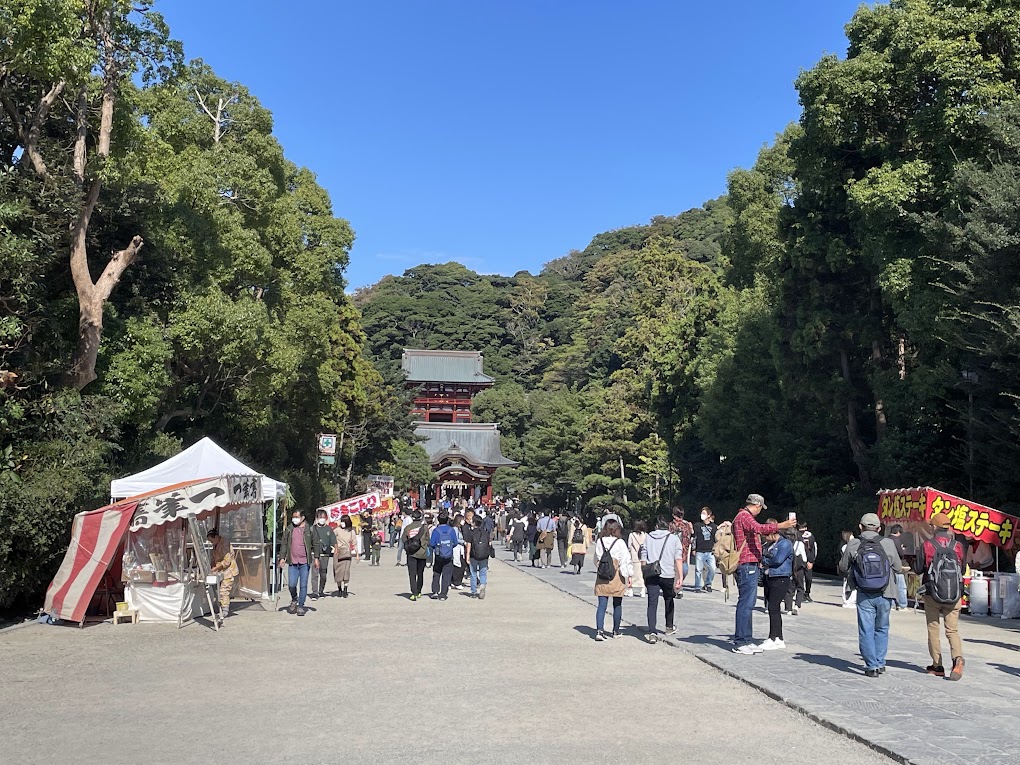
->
[877,488,1020,550]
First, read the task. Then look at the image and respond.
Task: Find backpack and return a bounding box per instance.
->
[571,526,584,545]
[926,535,963,604]
[853,537,891,593]
[713,525,744,576]
[404,525,424,556]
[470,528,492,560]
[436,526,456,559]
[596,538,619,582]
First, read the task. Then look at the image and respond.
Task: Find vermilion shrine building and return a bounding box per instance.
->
[402,349,518,505]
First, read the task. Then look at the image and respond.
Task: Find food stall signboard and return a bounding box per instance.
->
[319,492,382,525]
[877,487,1020,550]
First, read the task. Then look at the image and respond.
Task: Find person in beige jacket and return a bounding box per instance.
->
[592,519,633,640]
[333,516,359,598]
[567,516,591,574]
[626,520,648,597]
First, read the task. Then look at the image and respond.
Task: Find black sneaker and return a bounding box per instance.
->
[864,668,880,678]
[706,586,713,593]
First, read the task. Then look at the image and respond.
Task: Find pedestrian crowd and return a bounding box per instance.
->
[272,491,971,681]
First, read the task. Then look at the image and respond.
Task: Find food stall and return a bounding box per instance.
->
[45,475,270,628]
[877,487,1020,617]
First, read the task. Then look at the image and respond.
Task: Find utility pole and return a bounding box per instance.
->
[619,456,628,505]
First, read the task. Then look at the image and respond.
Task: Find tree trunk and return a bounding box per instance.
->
[872,340,887,442]
[840,347,874,492]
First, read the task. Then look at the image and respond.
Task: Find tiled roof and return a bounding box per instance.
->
[401,349,495,385]
[414,422,519,468]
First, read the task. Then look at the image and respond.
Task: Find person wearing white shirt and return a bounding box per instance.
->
[591,519,633,641]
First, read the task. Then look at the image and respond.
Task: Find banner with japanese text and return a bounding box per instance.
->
[318,492,397,525]
[877,487,1020,550]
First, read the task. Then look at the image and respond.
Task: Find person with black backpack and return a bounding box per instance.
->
[914,512,966,680]
[428,513,458,601]
[591,519,632,641]
[401,511,429,601]
[465,514,493,599]
[641,517,684,644]
[838,513,904,677]
[556,511,570,568]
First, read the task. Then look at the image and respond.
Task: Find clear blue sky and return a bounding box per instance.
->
[160,1,866,289]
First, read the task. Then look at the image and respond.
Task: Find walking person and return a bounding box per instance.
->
[641,517,684,643]
[838,513,904,677]
[784,528,808,616]
[395,508,411,566]
[760,521,793,650]
[799,520,819,602]
[556,511,570,568]
[401,511,429,601]
[509,512,526,561]
[371,524,383,565]
[278,509,314,615]
[465,514,493,599]
[569,516,590,574]
[333,515,357,598]
[693,507,718,593]
[914,512,966,680]
[525,512,540,567]
[731,494,796,653]
[592,519,633,641]
[626,520,648,597]
[310,509,336,598]
[889,524,910,610]
[450,514,467,590]
[671,506,694,593]
[537,510,556,568]
[429,513,458,601]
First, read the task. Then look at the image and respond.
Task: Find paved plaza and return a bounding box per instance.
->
[513,550,1020,765]
[3,546,1019,765]
[2,546,897,765]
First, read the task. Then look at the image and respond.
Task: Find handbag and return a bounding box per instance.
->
[641,534,669,582]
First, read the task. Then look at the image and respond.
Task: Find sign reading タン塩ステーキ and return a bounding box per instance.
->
[877,487,1020,550]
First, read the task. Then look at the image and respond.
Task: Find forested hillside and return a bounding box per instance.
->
[358,1,1020,569]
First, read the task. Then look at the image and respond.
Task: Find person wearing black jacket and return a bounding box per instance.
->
[799,520,818,602]
[693,507,718,593]
[555,511,570,567]
[310,509,337,598]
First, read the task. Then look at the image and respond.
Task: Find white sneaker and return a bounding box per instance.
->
[732,643,762,655]
[761,639,785,651]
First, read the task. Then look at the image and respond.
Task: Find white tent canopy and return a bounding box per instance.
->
[111,437,287,502]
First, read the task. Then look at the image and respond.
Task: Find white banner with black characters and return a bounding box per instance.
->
[130,475,262,530]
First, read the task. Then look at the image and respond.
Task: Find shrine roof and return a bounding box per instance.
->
[401,349,495,385]
[413,422,519,469]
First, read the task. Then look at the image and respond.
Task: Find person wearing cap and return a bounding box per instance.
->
[731,494,797,654]
[838,513,904,677]
[797,520,818,602]
[914,512,966,680]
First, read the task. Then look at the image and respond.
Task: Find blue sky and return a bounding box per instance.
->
[160,1,866,289]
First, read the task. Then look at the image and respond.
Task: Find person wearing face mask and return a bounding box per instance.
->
[278,510,314,615]
[333,515,358,598]
[693,507,718,593]
[310,509,336,599]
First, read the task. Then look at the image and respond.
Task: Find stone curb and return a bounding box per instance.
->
[499,556,913,765]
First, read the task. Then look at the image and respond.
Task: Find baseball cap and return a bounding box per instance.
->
[931,512,952,529]
[860,513,881,530]
[745,493,767,509]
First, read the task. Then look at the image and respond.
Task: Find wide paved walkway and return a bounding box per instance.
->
[0,545,894,765]
[511,548,1020,765]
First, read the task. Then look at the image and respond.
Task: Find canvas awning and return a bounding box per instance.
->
[45,476,260,623]
[110,437,285,501]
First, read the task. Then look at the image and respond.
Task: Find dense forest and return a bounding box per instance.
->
[4,0,1020,608]
[357,1,1020,570]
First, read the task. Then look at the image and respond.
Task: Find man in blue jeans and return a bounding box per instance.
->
[838,513,904,676]
[731,494,796,654]
[278,510,315,616]
[464,515,491,600]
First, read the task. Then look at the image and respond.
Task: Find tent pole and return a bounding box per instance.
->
[270,497,278,599]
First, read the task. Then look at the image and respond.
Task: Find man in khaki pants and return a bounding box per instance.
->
[914,512,966,680]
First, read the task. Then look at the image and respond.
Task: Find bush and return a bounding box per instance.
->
[793,491,875,574]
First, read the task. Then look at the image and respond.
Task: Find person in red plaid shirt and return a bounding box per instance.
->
[731,494,796,654]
